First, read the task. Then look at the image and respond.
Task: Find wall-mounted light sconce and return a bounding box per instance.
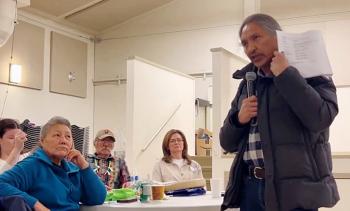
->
[68,72,76,82]
[9,63,22,83]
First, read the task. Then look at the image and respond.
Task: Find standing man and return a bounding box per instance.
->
[220,13,339,211]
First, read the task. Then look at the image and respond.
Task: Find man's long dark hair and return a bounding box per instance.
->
[239,13,282,37]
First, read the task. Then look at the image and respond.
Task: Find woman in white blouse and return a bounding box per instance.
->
[0,119,27,174]
[152,129,203,182]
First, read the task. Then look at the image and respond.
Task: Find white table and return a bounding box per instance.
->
[80,192,223,211]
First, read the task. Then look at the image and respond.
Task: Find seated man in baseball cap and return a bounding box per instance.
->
[87,129,130,190]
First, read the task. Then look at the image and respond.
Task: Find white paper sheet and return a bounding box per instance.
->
[277,30,333,78]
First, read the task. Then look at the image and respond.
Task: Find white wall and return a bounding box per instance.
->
[0,12,95,151]
[126,57,195,178]
[95,26,240,79]
[93,83,127,153]
[211,48,248,190]
[95,0,245,80]
[330,88,350,152]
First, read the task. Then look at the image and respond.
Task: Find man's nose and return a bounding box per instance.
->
[246,42,256,54]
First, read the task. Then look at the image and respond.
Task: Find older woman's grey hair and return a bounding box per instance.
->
[40,116,71,140]
[239,13,282,37]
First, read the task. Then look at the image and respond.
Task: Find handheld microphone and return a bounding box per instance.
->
[245,72,257,126]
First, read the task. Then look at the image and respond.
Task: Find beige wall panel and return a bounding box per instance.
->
[50,32,87,98]
[0,20,44,89]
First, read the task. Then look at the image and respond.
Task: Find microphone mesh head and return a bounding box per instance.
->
[245,72,257,81]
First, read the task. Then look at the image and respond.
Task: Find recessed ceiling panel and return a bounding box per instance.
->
[22,0,98,17]
[66,0,173,31]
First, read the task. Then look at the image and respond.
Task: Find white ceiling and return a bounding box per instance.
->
[261,0,350,19]
[18,0,350,35]
[20,0,174,34]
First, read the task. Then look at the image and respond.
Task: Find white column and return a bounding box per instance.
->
[211,47,248,190]
[243,0,261,18]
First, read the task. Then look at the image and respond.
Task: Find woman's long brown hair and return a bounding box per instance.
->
[162,129,191,165]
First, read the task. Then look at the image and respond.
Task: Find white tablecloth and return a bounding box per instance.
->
[80,192,224,211]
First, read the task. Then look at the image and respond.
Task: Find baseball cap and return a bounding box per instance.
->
[95,129,116,143]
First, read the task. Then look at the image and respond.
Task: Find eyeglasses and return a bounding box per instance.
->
[97,139,114,146]
[169,139,183,144]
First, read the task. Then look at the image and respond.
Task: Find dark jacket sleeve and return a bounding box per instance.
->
[220,81,250,153]
[274,66,338,132]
